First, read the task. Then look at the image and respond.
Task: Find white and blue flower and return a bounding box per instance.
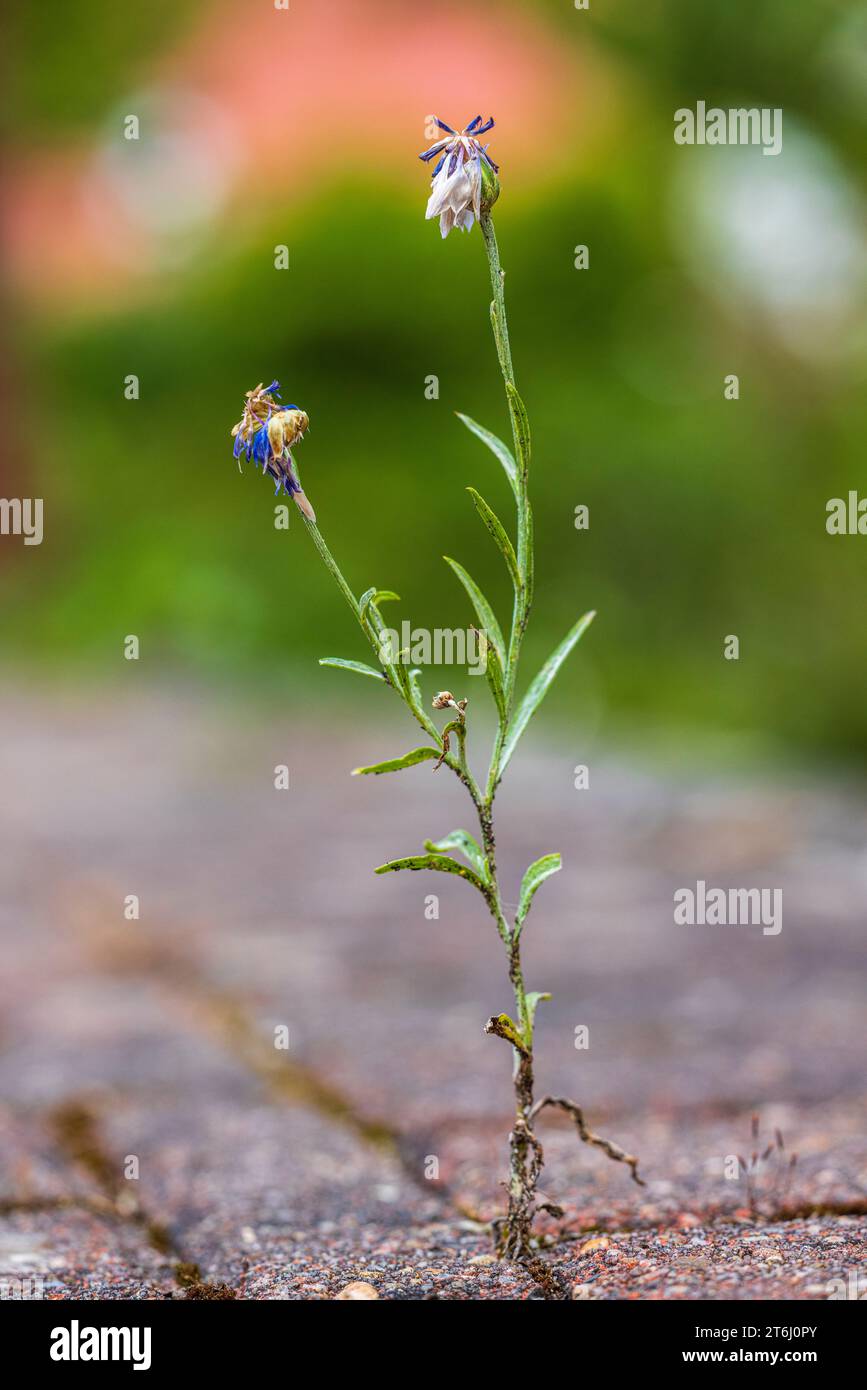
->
[419,116,499,238]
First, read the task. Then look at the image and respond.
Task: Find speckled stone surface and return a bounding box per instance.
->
[0,686,864,1298]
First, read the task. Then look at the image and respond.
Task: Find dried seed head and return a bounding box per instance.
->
[231,381,314,517]
[432,691,455,710]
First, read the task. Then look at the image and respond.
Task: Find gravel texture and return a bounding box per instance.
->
[0,685,864,1299]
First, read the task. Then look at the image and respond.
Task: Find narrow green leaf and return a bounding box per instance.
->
[357,589,408,696]
[352,746,440,776]
[424,829,488,881]
[525,991,552,1026]
[359,588,400,625]
[500,611,596,773]
[522,498,535,608]
[319,657,386,682]
[358,587,378,627]
[374,853,487,893]
[443,556,506,667]
[506,383,531,480]
[408,667,423,707]
[466,488,521,594]
[478,627,507,724]
[524,990,552,1043]
[455,413,519,500]
[515,854,562,934]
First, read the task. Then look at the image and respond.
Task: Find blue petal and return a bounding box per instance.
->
[233,433,245,458]
[419,140,448,162]
[435,118,456,134]
[475,117,495,135]
[251,426,271,462]
[465,115,483,133]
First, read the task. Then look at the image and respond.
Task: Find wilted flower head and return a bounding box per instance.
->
[419,116,499,238]
[432,691,468,716]
[231,381,315,520]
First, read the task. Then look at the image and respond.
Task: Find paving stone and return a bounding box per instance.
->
[1,686,864,1298]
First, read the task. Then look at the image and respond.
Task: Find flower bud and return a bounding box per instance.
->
[480,160,500,215]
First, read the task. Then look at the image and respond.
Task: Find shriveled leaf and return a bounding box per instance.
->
[374,853,486,893]
[484,1012,529,1055]
[455,412,519,500]
[466,488,522,595]
[352,746,440,776]
[319,657,386,682]
[424,829,488,881]
[443,556,506,667]
[515,854,562,934]
[506,383,531,480]
[500,611,596,773]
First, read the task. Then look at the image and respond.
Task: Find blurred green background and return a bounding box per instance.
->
[3,0,866,762]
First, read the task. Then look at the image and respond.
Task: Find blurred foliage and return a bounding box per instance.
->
[3,0,867,765]
[6,0,204,136]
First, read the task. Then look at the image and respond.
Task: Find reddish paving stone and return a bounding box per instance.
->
[0,687,865,1299]
[0,1207,175,1300]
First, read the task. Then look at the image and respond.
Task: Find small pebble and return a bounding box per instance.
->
[334,1281,379,1300]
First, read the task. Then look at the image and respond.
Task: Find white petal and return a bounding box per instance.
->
[426,162,473,220]
[471,158,482,219]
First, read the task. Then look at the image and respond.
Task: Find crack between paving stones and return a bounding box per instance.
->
[75,922,582,1299]
[49,1099,237,1300]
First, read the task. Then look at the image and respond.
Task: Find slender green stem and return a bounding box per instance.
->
[479,213,534,803]
[300,514,473,773]
[299,216,539,1261]
[479,214,541,1261]
[480,214,515,384]
[302,516,360,621]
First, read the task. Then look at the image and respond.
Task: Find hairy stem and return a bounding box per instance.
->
[478,212,541,1256]
[479,213,533,802]
[302,515,360,622]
